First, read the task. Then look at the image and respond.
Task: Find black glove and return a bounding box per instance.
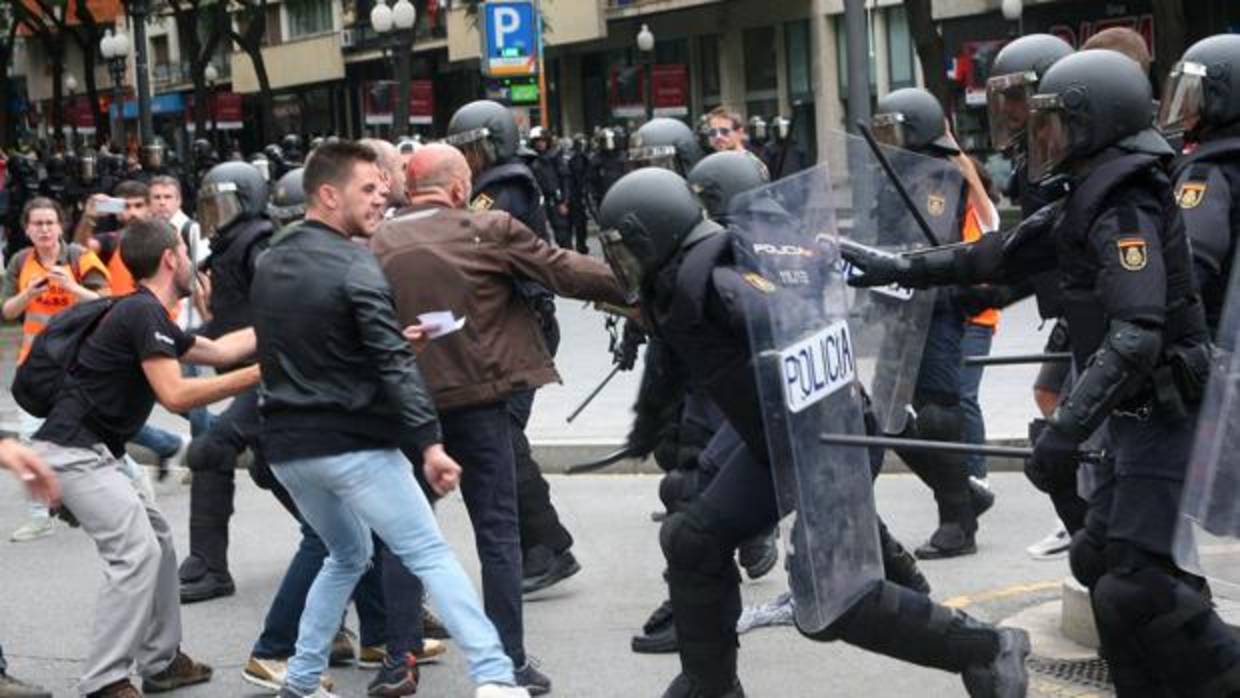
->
[1024,418,1081,493]
[839,239,916,288]
[953,285,1010,316]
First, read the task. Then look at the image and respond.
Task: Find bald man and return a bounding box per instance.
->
[370,143,628,695]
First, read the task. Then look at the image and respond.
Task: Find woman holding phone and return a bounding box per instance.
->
[2,197,110,542]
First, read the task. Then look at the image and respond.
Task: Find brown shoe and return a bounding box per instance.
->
[142,650,213,693]
[86,679,141,698]
[329,628,357,667]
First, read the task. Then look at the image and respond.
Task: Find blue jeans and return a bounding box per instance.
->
[133,424,181,459]
[959,323,994,479]
[272,448,513,693]
[251,519,386,659]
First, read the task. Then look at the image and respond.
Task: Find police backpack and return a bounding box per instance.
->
[12,297,115,417]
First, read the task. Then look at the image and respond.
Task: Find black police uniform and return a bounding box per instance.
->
[529,147,571,249]
[470,159,577,575]
[1171,132,1240,334]
[179,214,274,596]
[566,146,591,253]
[650,229,1014,696]
[588,150,626,214]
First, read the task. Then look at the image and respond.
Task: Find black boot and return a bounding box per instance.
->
[736,528,778,581]
[632,598,678,654]
[660,672,745,698]
[900,449,979,560]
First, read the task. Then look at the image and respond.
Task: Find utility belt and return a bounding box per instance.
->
[1113,342,1211,422]
[515,279,557,333]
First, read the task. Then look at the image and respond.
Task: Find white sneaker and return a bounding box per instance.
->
[1026,523,1071,560]
[476,684,532,698]
[737,590,795,634]
[10,516,55,542]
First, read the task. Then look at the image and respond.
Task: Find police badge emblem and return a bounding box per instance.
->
[926,193,946,217]
[1177,182,1206,209]
[1117,237,1148,271]
[742,272,777,293]
[471,193,495,211]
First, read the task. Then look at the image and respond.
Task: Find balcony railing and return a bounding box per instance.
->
[152,60,232,90]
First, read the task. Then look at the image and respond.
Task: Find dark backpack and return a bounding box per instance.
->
[12,296,115,418]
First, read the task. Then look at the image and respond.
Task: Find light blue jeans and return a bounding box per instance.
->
[271,448,514,693]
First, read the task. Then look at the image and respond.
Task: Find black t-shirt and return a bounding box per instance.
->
[35,286,194,456]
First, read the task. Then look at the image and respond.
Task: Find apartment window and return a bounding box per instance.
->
[152,34,170,69]
[265,3,284,45]
[834,15,876,94]
[287,0,333,39]
[784,19,812,101]
[743,26,777,94]
[698,34,721,108]
[886,6,915,89]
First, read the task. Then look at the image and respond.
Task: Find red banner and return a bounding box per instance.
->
[66,96,98,130]
[364,80,434,126]
[185,92,244,131]
[609,64,688,119]
[651,64,688,117]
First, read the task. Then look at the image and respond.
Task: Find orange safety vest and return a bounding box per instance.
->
[15,245,110,364]
[962,203,1000,330]
[107,246,181,322]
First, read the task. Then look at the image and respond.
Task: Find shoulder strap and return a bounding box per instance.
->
[1170,137,1240,180]
[1060,153,1161,241]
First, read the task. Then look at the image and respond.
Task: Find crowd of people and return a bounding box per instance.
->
[0,23,1238,698]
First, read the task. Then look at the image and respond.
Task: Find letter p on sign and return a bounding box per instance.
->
[494,7,521,48]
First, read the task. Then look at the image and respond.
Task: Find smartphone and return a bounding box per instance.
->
[96,196,126,215]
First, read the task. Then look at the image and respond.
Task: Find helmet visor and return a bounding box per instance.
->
[1026,95,1072,183]
[625,144,680,173]
[598,228,643,305]
[1158,60,1207,136]
[444,127,497,171]
[197,182,244,238]
[870,113,907,148]
[986,71,1037,151]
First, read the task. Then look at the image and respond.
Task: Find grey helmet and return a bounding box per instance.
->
[1028,49,1171,183]
[597,167,720,302]
[445,100,520,169]
[770,116,793,142]
[1159,34,1240,139]
[873,88,957,154]
[748,116,768,144]
[687,150,771,222]
[197,161,270,237]
[986,34,1074,151]
[268,167,306,226]
[139,139,166,170]
[627,118,704,175]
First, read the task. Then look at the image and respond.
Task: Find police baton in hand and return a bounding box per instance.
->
[818,432,1106,464]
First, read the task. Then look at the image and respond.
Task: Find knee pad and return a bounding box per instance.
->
[186,434,239,473]
[659,507,735,579]
[914,402,964,443]
[658,470,699,513]
[1068,529,1106,588]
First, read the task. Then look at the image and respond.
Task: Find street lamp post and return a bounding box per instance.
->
[204,63,220,151]
[370,0,417,138]
[129,0,154,145]
[100,29,130,150]
[637,24,655,123]
[64,73,79,151]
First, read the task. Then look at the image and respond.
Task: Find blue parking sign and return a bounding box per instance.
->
[482,0,540,78]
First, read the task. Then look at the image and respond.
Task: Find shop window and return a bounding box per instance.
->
[886,6,915,89]
[699,34,721,106]
[784,19,812,102]
[287,0,333,39]
[834,15,876,94]
[743,26,777,94]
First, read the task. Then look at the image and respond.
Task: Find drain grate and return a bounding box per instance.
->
[1028,656,1112,690]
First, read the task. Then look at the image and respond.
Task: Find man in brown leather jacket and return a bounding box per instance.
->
[371,143,628,695]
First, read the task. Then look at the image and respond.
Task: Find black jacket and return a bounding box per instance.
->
[251,220,442,459]
[200,215,272,341]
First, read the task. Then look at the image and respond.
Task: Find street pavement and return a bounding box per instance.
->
[0,470,1098,697]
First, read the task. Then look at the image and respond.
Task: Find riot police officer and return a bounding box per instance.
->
[599,166,1029,698]
[1161,34,1240,334]
[628,118,704,174]
[588,125,628,214]
[846,50,1240,697]
[869,88,994,559]
[280,133,305,166]
[445,100,580,597]
[179,161,276,603]
[527,126,572,249]
[760,116,808,180]
[566,134,592,253]
[137,139,169,181]
[267,166,306,229]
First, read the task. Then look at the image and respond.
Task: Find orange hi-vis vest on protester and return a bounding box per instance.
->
[962,202,1000,330]
[15,245,110,363]
[107,248,137,296]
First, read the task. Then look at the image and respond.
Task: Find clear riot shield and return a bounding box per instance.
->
[1174,260,1240,584]
[829,130,964,433]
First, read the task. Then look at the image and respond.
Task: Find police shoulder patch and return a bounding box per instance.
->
[742,272,777,293]
[471,193,494,211]
[927,193,946,217]
[1117,237,1148,271]
[1176,181,1206,209]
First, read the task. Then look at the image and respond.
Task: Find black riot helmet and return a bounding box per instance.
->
[268,167,306,226]
[597,167,721,302]
[264,143,284,164]
[1159,34,1240,139]
[627,118,704,175]
[687,150,770,222]
[986,34,1074,152]
[873,88,958,155]
[595,126,627,153]
[197,161,269,237]
[1028,49,1171,183]
[280,134,304,162]
[139,139,166,170]
[78,150,98,182]
[445,99,521,172]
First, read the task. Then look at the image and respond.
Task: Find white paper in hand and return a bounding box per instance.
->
[417,310,467,339]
